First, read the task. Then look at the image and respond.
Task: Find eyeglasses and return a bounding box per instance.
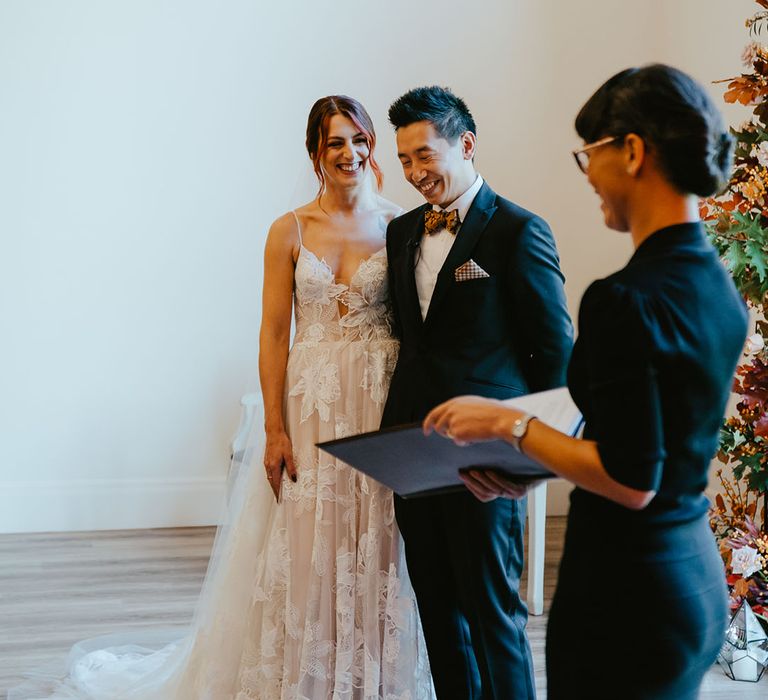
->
[572,136,619,174]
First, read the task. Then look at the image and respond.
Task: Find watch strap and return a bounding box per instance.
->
[510,412,536,452]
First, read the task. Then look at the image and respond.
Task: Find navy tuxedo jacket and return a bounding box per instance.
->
[381,181,574,426]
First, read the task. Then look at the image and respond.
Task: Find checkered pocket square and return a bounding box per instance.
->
[455,259,491,282]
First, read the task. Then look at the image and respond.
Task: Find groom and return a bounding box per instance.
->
[381,86,573,699]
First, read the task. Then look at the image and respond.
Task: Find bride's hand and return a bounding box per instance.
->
[264,430,297,501]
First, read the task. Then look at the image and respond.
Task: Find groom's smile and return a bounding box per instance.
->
[396,119,477,208]
[418,180,438,195]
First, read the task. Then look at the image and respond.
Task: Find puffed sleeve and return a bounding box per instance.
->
[579,279,666,491]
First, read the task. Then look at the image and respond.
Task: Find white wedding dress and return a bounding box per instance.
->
[10,217,434,700]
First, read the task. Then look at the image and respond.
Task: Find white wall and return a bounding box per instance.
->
[0,0,756,532]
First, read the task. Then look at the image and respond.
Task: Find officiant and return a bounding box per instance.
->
[424,64,749,700]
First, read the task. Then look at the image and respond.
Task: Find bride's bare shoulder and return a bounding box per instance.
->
[266,210,304,255]
[286,200,326,230]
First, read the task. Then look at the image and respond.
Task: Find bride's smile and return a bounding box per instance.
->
[320,113,372,187]
[338,160,363,173]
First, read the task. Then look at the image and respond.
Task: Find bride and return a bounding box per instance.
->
[10,96,434,700]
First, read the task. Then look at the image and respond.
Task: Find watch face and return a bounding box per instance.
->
[512,416,530,438]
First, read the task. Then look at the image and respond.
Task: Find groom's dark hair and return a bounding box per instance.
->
[388,86,476,140]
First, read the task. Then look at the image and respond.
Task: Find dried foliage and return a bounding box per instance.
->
[703,1,768,542]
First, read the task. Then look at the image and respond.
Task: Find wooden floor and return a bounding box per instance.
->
[0,517,763,698]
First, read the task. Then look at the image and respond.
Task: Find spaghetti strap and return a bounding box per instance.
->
[291,210,303,246]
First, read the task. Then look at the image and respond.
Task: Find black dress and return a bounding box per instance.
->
[546,223,748,700]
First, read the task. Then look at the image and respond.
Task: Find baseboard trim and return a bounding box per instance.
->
[0,477,227,534]
[1,474,572,534]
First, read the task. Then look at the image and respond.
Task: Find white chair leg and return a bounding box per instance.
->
[526,481,547,616]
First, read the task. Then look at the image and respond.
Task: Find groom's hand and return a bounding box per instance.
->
[459,469,534,502]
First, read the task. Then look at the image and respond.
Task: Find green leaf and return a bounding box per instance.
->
[725,240,750,277]
[747,467,768,492]
[731,211,763,234]
[746,238,768,281]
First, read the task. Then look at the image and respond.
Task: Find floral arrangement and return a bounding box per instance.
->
[715,336,768,531]
[699,0,768,622]
[710,471,768,621]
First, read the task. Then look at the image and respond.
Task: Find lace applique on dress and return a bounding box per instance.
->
[232,243,433,699]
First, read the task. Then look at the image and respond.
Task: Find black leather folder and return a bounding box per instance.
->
[318,424,556,498]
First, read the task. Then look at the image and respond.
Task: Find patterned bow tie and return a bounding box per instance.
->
[424,208,460,235]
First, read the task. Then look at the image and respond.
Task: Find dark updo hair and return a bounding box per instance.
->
[575,64,734,197]
[388,86,476,140]
[305,95,383,196]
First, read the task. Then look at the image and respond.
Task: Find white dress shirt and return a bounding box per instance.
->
[415,174,484,320]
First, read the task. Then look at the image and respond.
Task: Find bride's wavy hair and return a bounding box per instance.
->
[306,95,384,197]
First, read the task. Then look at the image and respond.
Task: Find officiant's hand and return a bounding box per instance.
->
[458,469,535,502]
[423,395,523,445]
[264,430,297,501]
[424,395,534,501]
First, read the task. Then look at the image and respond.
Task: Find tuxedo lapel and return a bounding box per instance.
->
[401,204,430,329]
[424,182,498,326]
